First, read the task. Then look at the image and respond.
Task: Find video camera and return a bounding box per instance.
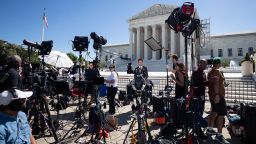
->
[23,39,53,55]
[127,63,133,74]
[90,32,107,50]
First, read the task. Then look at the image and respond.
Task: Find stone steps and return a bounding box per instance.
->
[101,72,256,104]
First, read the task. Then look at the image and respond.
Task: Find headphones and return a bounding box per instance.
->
[7,89,23,111]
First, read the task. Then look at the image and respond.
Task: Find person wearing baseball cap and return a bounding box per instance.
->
[0,89,36,144]
[206,57,229,144]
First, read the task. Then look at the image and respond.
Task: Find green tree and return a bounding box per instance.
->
[66,52,78,62]
[0,40,40,66]
[221,58,230,68]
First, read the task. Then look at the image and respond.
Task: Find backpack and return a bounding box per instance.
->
[88,105,105,133]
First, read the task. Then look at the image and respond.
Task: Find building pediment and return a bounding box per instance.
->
[129,4,176,21]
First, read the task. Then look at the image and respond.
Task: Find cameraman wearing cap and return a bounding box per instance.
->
[206,58,229,144]
[0,55,36,144]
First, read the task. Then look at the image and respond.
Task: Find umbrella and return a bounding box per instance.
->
[43,50,74,68]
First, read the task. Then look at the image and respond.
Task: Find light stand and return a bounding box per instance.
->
[60,38,88,142]
[28,41,59,143]
[165,2,200,144]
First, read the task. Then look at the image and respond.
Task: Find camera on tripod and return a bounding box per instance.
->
[90,32,107,50]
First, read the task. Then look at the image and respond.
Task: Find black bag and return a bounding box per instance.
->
[118,90,126,101]
[88,105,104,133]
[0,69,10,93]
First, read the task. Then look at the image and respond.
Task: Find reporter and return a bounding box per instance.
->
[83,62,100,102]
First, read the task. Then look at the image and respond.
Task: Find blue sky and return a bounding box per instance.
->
[1,0,256,59]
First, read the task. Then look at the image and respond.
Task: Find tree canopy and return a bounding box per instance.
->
[0,40,39,66]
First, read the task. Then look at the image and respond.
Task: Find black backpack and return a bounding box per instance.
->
[88,105,105,133]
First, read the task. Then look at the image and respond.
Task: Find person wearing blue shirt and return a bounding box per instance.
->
[0,55,36,144]
[0,89,36,144]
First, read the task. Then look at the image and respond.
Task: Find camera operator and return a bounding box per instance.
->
[84,61,100,103]
[105,64,118,114]
[133,58,148,80]
[0,55,36,144]
[190,59,208,140]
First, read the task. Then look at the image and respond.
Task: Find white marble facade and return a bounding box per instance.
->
[128,4,186,61]
[102,4,200,71]
[101,4,256,71]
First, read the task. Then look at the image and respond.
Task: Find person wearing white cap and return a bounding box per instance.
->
[0,89,36,144]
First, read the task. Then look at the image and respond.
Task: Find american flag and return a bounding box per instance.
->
[43,13,48,28]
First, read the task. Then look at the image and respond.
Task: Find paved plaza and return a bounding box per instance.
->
[36,99,243,144]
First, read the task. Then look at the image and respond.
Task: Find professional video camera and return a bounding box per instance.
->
[90,32,107,50]
[89,32,107,85]
[23,39,53,56]
[132,75,146,92]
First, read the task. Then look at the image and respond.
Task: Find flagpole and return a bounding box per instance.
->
[41,18,44,42]
[41,9,46,42]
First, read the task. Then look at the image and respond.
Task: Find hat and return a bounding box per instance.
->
[213,58,221,64]
[0,89,33,106]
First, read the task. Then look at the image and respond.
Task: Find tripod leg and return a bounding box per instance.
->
[144,114,153,143]
[123,118,136,144]
[74,126,89,143]
[42,96,59,143]
[60,121,77,142]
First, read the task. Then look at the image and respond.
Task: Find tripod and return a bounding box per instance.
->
[75,51,108,143]
[60,51,88,141]
[178,97,202,144]
[28,54,59,143]
[123,89,153,144]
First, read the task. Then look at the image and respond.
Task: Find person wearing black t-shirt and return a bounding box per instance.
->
[190,59,208,140]
[84,62,100,103]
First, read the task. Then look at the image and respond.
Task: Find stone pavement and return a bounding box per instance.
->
[36,98,243,144]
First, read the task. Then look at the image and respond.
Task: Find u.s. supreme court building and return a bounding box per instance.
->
[101,4,256,72]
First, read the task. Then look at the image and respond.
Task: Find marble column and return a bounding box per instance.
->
[180,32,185,60]
[144,26,148,60]
[161,24,166,60]
[170,29,175,55]
[136,27,141,59]
[152,25,157,60]
[129,28,133,60]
